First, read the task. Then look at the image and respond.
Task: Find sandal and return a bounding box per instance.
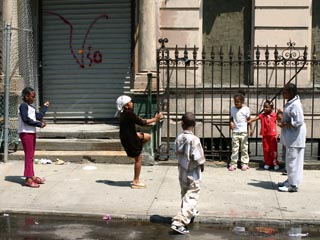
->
[33,177,46,184]
[25,181,40,188]
[131,182,146,189]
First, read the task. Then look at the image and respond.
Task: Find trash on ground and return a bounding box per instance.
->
[255,226,274,234]
[25,217,39,225]
[82,166,97,170]
[232,226,245,232]
[55,158,65,165]
[288,233,309,237]
[103,213,111,223]
[35,158,52,164]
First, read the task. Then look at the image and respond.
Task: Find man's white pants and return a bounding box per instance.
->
[286,147,304,186]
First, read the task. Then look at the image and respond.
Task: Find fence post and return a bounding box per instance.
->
[147,72,152,117]
[3,24,12,163]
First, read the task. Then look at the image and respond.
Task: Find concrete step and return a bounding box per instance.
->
[3,124,162,166]
[16,139,123,151]
[37,124,120,139]
[8,150,132,164]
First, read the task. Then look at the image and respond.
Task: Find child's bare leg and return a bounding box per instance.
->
[132,132,151,184]
[133,154,142,184]
[137,132,151,146]
[142,133,151,145]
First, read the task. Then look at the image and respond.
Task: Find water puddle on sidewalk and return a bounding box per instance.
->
[0,213,319,239]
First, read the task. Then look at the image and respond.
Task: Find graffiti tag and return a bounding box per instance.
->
[46,12,109,68]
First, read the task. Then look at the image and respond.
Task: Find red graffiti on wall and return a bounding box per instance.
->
[46,12,109,68]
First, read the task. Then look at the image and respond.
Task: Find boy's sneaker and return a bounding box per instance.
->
[228,165,237,171]
[282,169,287,175]
[241,164,249,171]
[264,165,270,170]
[278,185,298,192]
[274,165,280,171]
[171,225,189,235]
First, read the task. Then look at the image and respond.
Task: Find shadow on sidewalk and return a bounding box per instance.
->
[96,179,131,187]
[247,179,276,190]
[5,176,25,186]
[150,215,172,224]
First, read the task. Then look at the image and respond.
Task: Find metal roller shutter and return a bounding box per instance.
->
[41,0,132,121]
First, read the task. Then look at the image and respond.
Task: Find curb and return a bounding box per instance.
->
[2,209,320,227]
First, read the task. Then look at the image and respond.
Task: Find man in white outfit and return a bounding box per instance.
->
[277,83,306,192]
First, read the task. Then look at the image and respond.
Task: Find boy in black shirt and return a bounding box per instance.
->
[116,95,162,189]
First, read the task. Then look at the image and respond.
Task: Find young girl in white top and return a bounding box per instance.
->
[18,87,49,188]
[229,91,253,171]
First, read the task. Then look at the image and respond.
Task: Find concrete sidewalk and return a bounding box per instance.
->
[0,160,319,225]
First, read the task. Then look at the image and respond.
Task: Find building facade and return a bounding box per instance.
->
[1,0,319,122]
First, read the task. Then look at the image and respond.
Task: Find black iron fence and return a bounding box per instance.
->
[156,38,320,162]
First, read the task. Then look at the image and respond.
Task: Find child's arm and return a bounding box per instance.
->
[145,112,163,124]
[131,111,163,126]
[230,117,235,130]
[191,138,206,165]
[36,101,49,120]
[187,137,206,172]
[247,116,254,136]
[200,164,204,172]
[247,115,259,124]
[20,103,43,128]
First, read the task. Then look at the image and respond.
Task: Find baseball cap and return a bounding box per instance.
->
[116,95,132,111]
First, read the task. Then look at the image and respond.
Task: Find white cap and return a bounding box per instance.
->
[116,95,132,111]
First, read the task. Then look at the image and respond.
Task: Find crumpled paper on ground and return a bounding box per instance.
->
[103,213,111,223]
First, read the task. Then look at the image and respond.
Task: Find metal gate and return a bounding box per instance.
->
[156,38,320,162]
[41,0,132,121]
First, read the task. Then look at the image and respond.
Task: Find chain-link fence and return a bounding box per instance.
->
[0,0,38,158]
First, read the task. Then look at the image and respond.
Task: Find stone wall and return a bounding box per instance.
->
[312,0,320,83]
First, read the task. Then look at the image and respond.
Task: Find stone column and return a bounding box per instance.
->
[2,0,14,25]
[138,0,157,72]
[134,1,159,164]
[134,0,158,91]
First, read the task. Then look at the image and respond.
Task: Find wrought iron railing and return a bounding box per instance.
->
[156,38,320,162]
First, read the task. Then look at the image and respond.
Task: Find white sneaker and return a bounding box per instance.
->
[264,165,270,170]
[171,225,189,235]
[278,185,298,192]
[274,165,280,171]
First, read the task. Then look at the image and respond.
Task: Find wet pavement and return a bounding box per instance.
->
[1,213,319,239]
